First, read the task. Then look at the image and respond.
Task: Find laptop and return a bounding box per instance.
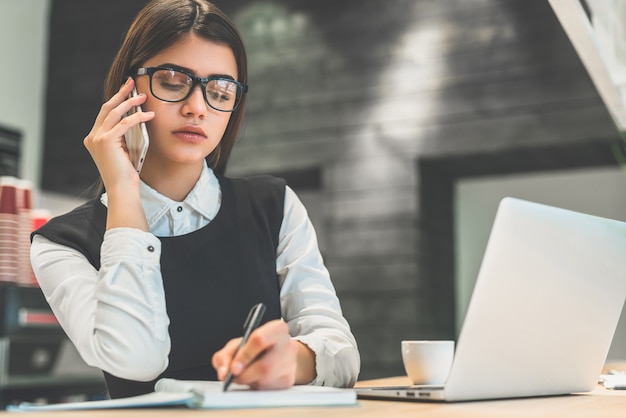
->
[357,197,626,402]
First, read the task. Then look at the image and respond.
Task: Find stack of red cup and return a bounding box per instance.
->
[0,177,53,286]
[0,176,18,283]
[16,179,34,286]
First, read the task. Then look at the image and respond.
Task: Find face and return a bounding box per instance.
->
[134,34,238,173]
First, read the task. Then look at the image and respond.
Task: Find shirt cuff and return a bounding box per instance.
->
[292,335,335,387]
[102,228,161,263]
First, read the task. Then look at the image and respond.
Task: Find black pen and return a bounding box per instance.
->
[223,302,266,392]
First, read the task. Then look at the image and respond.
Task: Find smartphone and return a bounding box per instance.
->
[124,87,150,173]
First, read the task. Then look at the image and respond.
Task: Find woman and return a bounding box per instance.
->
[30,0,359,398]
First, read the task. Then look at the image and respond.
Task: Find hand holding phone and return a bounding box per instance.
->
[124,87,150,173]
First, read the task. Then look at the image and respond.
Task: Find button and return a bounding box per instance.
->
[177,206,183,213]
[147,245,155,252]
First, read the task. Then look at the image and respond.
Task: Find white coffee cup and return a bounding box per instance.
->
[401,340,454,385]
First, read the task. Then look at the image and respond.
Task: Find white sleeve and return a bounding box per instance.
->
[276,186,360,387]
[30,228,170,381]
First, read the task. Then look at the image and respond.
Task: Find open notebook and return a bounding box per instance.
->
[357,197,626,402]
[9,379,357,411]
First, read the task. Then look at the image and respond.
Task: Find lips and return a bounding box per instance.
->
[172,125,207,141]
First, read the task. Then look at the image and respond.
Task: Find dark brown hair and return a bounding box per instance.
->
[104,0,247,175]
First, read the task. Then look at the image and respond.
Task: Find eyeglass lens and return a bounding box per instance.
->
[150,68,241,111]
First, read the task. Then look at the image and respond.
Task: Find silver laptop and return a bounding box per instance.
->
[357,197,626,402]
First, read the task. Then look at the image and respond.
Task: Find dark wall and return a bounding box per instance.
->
[42,1,145,194]
[42,0,620,379]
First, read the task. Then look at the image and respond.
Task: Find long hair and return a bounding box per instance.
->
[104,0,247,175]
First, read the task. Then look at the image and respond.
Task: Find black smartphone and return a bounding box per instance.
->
[124,87,150,173]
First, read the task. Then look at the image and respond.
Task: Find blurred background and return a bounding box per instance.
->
[1,0,626,406]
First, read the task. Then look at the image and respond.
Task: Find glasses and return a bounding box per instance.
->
[132,67,248,112]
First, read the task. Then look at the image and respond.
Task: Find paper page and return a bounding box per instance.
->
[7,380,356,411]
[7,392,195,412]
[155,379,357,409]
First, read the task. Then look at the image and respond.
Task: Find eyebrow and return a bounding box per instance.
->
[157,63,236,81]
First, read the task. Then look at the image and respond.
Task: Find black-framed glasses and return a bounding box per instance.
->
[132,67,248,112]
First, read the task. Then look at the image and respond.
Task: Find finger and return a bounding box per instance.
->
[211,338,242,380]
[102,92,151,135]
[117,102,154,133]
[229,321,291,382]
[236,340,299,390]
[232,320,289,368]
[84,107,154,158]
[84,78,148,151]
[96,78,153,138]
[91,77,136,130]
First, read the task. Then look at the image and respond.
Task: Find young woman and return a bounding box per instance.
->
[30,0,359,399]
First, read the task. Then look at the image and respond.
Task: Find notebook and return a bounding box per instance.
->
[357,197,626,402]
[9,379,357,411]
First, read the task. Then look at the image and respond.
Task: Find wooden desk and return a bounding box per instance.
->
[2,376,626,417]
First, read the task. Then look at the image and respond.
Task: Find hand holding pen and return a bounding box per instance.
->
[213,302,312,390]
[222,303,266,391]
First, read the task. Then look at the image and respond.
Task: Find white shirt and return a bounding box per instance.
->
[30,164,360,387]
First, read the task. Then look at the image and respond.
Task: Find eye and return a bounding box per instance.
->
[206,81,235,103]
[154,69,191,91]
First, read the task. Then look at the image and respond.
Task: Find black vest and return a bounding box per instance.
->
[33,175,285,398]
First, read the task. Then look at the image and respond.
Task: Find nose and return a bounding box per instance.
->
[180,85,208,119]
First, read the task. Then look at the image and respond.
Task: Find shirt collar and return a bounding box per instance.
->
[101,163,221,229]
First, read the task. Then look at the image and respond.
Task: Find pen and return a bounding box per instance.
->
[223,302,266,392]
